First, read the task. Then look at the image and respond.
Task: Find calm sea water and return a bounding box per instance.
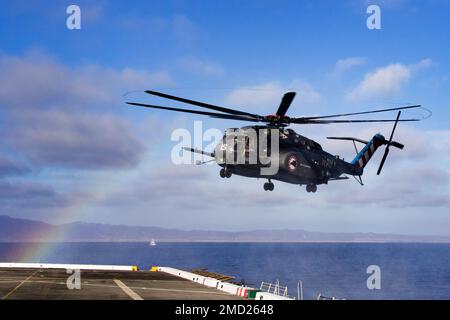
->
[1,242,450,300]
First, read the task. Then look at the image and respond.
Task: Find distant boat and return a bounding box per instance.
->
[149,239,156,246]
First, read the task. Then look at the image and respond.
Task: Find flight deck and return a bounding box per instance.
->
[0,267,242,300]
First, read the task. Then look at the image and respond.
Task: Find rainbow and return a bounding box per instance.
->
[17,167,143,263]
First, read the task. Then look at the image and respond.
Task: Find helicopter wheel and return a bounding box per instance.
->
[306,184,317,193]
[264,181,274,191]
[220,168,232,178]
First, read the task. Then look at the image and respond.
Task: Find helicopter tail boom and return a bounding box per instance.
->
[349,133,404,170]
[350,134,386,169]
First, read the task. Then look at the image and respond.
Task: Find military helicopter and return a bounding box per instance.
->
[127,90,427,192]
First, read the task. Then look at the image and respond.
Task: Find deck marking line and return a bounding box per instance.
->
[1,270,38,300]
[113,279,144,300]
[0,279,232,295]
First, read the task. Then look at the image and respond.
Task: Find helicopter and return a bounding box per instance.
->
[127,90,427,192]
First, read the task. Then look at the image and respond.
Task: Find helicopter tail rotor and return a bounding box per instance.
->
[376,111,403,175]
[347,111,404,172]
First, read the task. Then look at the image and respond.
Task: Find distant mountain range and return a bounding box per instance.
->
[1,215,450,243]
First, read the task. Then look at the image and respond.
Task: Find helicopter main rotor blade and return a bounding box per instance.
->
[387,111,401,143]
[291,118,419,124]
[145,90,261,118]
[298,104,422,121]
[276,92,296,117]
[126,102,260,122]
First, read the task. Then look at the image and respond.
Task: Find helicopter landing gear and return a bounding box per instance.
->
[263,180,274,191]
[220,168,232,178]
[306,184,317,193]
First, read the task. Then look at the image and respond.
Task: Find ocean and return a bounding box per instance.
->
[1,242,450,300]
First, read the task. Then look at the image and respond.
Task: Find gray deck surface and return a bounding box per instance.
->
[0,268,242,300]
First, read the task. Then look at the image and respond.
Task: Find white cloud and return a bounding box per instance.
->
[6,109,143,169]
[0,155,28,178]
[411,58,433,71]
[302,124,450,208]
[308,123,447,165]
[226,80,320,112]
[345,59,432,101]
[101,163,298,211]
[334,57,366,74]
[0,51,175,109]
[346,64,410,101]
[324,163,449,208]
[179,58,224,76]
[0,52,174,170]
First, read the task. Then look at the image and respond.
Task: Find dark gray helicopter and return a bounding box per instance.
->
[127,91,426,192]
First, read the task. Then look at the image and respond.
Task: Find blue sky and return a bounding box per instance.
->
[0,0,449,236]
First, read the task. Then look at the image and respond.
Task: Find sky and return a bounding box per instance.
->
[0,0,449,236]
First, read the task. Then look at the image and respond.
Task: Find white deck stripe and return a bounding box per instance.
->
[113,279,144,300]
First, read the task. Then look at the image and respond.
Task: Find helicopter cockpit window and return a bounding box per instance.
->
[310,141,323,151]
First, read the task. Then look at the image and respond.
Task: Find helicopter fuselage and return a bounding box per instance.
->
[213,125,362,188]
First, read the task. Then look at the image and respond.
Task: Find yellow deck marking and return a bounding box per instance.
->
[1,270,39,300]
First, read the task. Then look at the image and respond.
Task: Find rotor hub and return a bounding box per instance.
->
[264,114,291,126]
